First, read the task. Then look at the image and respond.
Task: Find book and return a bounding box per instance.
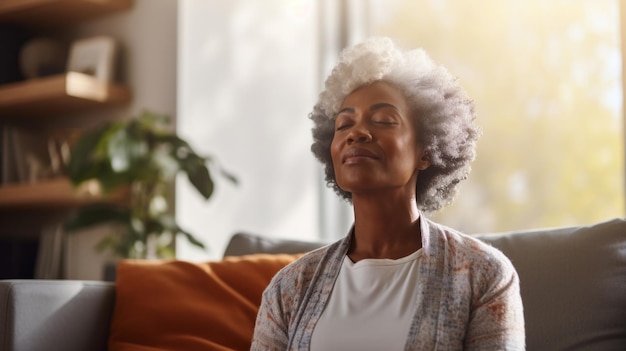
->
[0,126,79,185]
[11,126,50,183]
[35,221,64,279]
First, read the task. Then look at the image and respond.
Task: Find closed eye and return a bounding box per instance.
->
[371,109,400,125]
[336,123,353,131]
[335,113,354,131]
[371,117,399,126]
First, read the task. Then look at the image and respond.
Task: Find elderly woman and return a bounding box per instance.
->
[251,37,525,350]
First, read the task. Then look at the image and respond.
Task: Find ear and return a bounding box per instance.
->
[416,151,431,171]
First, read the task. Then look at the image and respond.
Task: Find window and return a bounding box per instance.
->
[367,0,624,232]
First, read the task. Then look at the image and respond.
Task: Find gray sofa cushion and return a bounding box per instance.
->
[477,218,626,351]
[224,232,326,257]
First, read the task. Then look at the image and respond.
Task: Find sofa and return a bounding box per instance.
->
[0,218,625,351]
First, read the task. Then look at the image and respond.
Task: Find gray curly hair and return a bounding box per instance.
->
[310,37,481,212]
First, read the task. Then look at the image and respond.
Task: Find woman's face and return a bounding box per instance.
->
[330,81,430,197]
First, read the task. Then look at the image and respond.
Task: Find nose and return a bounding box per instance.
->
[346,123,372,144]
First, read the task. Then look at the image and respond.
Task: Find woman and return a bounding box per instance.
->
[251,37,525,350]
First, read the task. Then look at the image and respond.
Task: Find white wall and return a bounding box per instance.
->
[176,0,326,261]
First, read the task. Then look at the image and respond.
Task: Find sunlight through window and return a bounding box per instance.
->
[368,0,624,232]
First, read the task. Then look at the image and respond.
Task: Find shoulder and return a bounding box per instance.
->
[428,219,517,283]
[264,239,344,296]
[259,239,344,325]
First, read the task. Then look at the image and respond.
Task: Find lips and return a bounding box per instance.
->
[342,147,379,164]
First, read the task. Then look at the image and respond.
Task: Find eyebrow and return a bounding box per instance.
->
[370,102,399,112]
[335,102,400,117]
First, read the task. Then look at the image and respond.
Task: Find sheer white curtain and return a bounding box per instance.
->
[176,0,357,260]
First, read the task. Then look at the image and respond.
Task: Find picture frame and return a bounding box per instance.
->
[66,36,117,82]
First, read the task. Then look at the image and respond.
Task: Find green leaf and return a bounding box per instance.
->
[154,133,190,150]
[97,172,132,194]
[66,120,135,194]
[187,163,214,199]
[152,152,181,180]
[139,110,170,129]
[66,124,112,185]
[107,128,132,173]
[95,236,118,253]
[145,219,165,236]
[153,215,207,250]
[156,245,175,259]
[180,231,206,249]
[219,167,238,185]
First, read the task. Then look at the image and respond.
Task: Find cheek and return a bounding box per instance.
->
[392,135,419,166]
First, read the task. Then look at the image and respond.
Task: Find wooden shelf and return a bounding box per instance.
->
[0,72,131,118]
[0,177,128,209]
[0,0,133,29]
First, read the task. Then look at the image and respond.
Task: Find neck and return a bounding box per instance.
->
[348,191,422,261]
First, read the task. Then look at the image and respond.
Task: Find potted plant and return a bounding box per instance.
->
[64,111,235,259]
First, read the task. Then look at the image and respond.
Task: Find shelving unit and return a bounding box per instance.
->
[0,0,133,29]
[0,0,133,279]
[0,0,132,209]
[0,72,131,118]
[0,178,128,209]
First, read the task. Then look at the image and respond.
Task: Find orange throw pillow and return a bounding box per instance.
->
[109,254,300,351]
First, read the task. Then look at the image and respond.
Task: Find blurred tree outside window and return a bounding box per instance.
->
[368,0,624,232]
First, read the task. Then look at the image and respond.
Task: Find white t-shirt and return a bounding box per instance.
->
[310,249,423,351]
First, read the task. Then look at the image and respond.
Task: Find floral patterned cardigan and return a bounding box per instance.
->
[251,216,525,350]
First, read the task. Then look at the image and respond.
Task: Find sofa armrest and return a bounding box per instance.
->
[0,280,115,351]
